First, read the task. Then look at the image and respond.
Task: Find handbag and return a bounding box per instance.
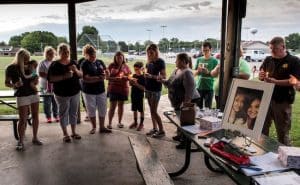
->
[180,102,196,126]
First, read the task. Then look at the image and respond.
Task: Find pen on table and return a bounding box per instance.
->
[239,165,262,171]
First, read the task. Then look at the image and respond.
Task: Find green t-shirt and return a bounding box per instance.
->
[195,56,218,90]
[214,58,251,96]
[239,58,251,76]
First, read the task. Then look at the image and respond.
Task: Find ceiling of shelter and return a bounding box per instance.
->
[0,0,299,42]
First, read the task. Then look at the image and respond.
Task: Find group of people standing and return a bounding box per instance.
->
[4,43,170,150]
[4,36,300,151]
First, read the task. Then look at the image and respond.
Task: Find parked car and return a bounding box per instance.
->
[243,49,270,62]
[165,52,177,58]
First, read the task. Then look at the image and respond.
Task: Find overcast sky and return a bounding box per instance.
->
[0,0,299,44]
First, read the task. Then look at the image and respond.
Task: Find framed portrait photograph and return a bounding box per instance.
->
[222,79,274,140]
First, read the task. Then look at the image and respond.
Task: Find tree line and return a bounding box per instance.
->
[1,25,299,54]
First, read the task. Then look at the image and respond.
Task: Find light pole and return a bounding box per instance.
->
[127,41,130,52]
[136,40,142,54]
[160,25,167,52]
[146,29,152,41]
[160,25,167,38]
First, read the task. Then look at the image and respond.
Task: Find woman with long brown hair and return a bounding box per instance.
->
[106,51,131,129]
[144,44,166,138]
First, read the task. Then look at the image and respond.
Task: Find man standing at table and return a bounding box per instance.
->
[194,41,218,109]
[259,36,300,145]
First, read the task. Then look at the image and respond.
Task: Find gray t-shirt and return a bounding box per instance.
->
[165,68,199,109]
[37,60,52,90]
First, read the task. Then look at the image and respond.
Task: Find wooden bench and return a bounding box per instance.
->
[0,114,32,140]
[128,135,174,185]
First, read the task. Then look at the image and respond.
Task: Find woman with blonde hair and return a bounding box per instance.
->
[48,43,82,143]
[106,51,131,129]
[5,48,42,150]
[37,46,58,123]
[144,44,166,138]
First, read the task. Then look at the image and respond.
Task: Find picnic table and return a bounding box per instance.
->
[163,110,299,185]
[0,90,52,140]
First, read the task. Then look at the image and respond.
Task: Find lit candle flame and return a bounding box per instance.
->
[266,72,269,78]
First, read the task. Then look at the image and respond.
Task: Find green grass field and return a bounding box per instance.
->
[1,56,300,146]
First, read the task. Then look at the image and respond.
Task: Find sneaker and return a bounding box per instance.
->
[146,129,158,136]
[55,117,60,122]
[32,139,43,145]
[129,122,137,129]
[152,131,166,138]
[16,142,25,151]
[47,118,52,123]
[172,135,181,142]
[117,123,124,128]
[175,142,186,149]
[136,124,144,131]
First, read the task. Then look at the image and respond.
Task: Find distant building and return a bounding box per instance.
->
[241,41,269,53]
[0,46,19,56]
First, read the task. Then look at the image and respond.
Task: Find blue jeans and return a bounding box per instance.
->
[196,89,214,109]
[43,95,58,119]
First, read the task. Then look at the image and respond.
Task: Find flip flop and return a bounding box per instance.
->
[89,128,96,134]
[71,134,81,140]
[63,136,71,143]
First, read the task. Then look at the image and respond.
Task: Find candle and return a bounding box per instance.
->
[266,72,269,78]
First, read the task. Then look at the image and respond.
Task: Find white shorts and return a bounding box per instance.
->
[83,92,107,118]
[17,94,39,107]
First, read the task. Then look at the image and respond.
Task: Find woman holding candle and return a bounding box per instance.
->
[48,43,82,143]
[144,44,166,138]
[107,51,131,129]
[80,44,111,134]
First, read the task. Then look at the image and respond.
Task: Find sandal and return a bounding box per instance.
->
[63,136,71,143]
[71,134,81,140]
[32,139,43,145]
[99,128,112,133]
[16,142,25,151]
[89,128,96,134]
[107,125,112,129]
[117,123,124,128]
[137,124,144,131]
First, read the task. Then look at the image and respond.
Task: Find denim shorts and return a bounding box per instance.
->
[145,91,161,102]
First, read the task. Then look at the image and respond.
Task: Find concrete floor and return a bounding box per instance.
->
[0,95,234,185]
